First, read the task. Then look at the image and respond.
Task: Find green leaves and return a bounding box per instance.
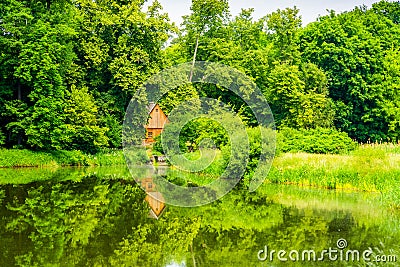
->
[0,130,5,146]
[62,85,108,153]
[372,0,400,24]
[278,127,358,154]
[266,63,334,129]
[0,0,76,150]
[73,0,175,148]
[265,7,302,64]
[0,0,175,150]
[299,5,400,141]
[185,0,230,35]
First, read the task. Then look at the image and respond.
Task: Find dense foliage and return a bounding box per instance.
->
[278,127,358,154]
[0,0,174,152]
[1,0,399,152]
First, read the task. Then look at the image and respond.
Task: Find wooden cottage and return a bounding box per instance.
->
[145,103,169,144]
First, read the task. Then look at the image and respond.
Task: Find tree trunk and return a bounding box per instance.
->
[190,243,196,267]
[189,35,199,82]
[17,81,21,100]
[17,82,22,146]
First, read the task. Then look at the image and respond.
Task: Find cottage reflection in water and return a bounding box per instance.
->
[140,177,166,219]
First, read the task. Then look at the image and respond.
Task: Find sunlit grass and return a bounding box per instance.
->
[88,149,127,166]
[266,145,400,209]
[163,144,400,208]
[268,154,400,190]
[358,141,400,154]
[0,149,58,167]
[0,149,127,168]
[163,149,228,186]
[169,149,226,176]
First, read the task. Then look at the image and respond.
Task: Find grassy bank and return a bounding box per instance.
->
[266,144,400,209]
[168,144,400,209]
[1,145,399,209]
[268,152,400,191]
[0,149,126,167]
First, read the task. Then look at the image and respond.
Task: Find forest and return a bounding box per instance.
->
[0,2,399,265]
[0,0,400,154]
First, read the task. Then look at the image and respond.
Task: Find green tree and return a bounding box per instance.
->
[1,100,29,147]
[230,8,264,50]
[265,7,302,64]
[265,63,333,129]
[63,85,108,153]
[0,130,5,146]
[0,0,33,146]
[181,0,230,80]
[380,48,400,141]
[371,0,400,24]
[0,0,77,150]
[158,84,200,115]
[0,0,175,150]
[299,6,400,141]
[73,0,175,148]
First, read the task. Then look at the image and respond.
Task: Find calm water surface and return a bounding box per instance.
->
[0,167,398,266]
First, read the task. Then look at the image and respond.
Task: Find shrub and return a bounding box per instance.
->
[278,127,358,154]
[221,126,277,185]
[91,149,128,166]
[50,150,90,166]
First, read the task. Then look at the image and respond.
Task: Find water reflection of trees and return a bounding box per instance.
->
[0,176,398,266]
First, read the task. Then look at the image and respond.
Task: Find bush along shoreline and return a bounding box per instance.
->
[0,145,399,209]
[0,126,391,169]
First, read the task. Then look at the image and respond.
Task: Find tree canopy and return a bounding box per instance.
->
[1,0,399,152]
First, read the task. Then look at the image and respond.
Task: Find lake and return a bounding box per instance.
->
[0,166,398,266]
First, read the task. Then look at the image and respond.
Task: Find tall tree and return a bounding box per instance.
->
[265,7,302,64]
[299,5,400,141]
[181,0,230,80]
[266,63,333,129]
[62,85,109,153]
[0,0,76,150]
[73,0,175,148]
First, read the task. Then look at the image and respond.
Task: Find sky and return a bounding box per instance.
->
[147,0,381,26]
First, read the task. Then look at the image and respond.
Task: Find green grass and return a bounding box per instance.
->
[357,142,400,154]
[171,144,400,209]
[0,166,134,185]
[86,149,127,166]
[0,149,127,168]
[164,149,227,186]
[266,144,400,209]
[169,149,226,175]
[1,144,399,209]
[268,146,400,189]
[0,149,58,167]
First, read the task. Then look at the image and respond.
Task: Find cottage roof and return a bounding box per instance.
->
[147,102,157,113]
